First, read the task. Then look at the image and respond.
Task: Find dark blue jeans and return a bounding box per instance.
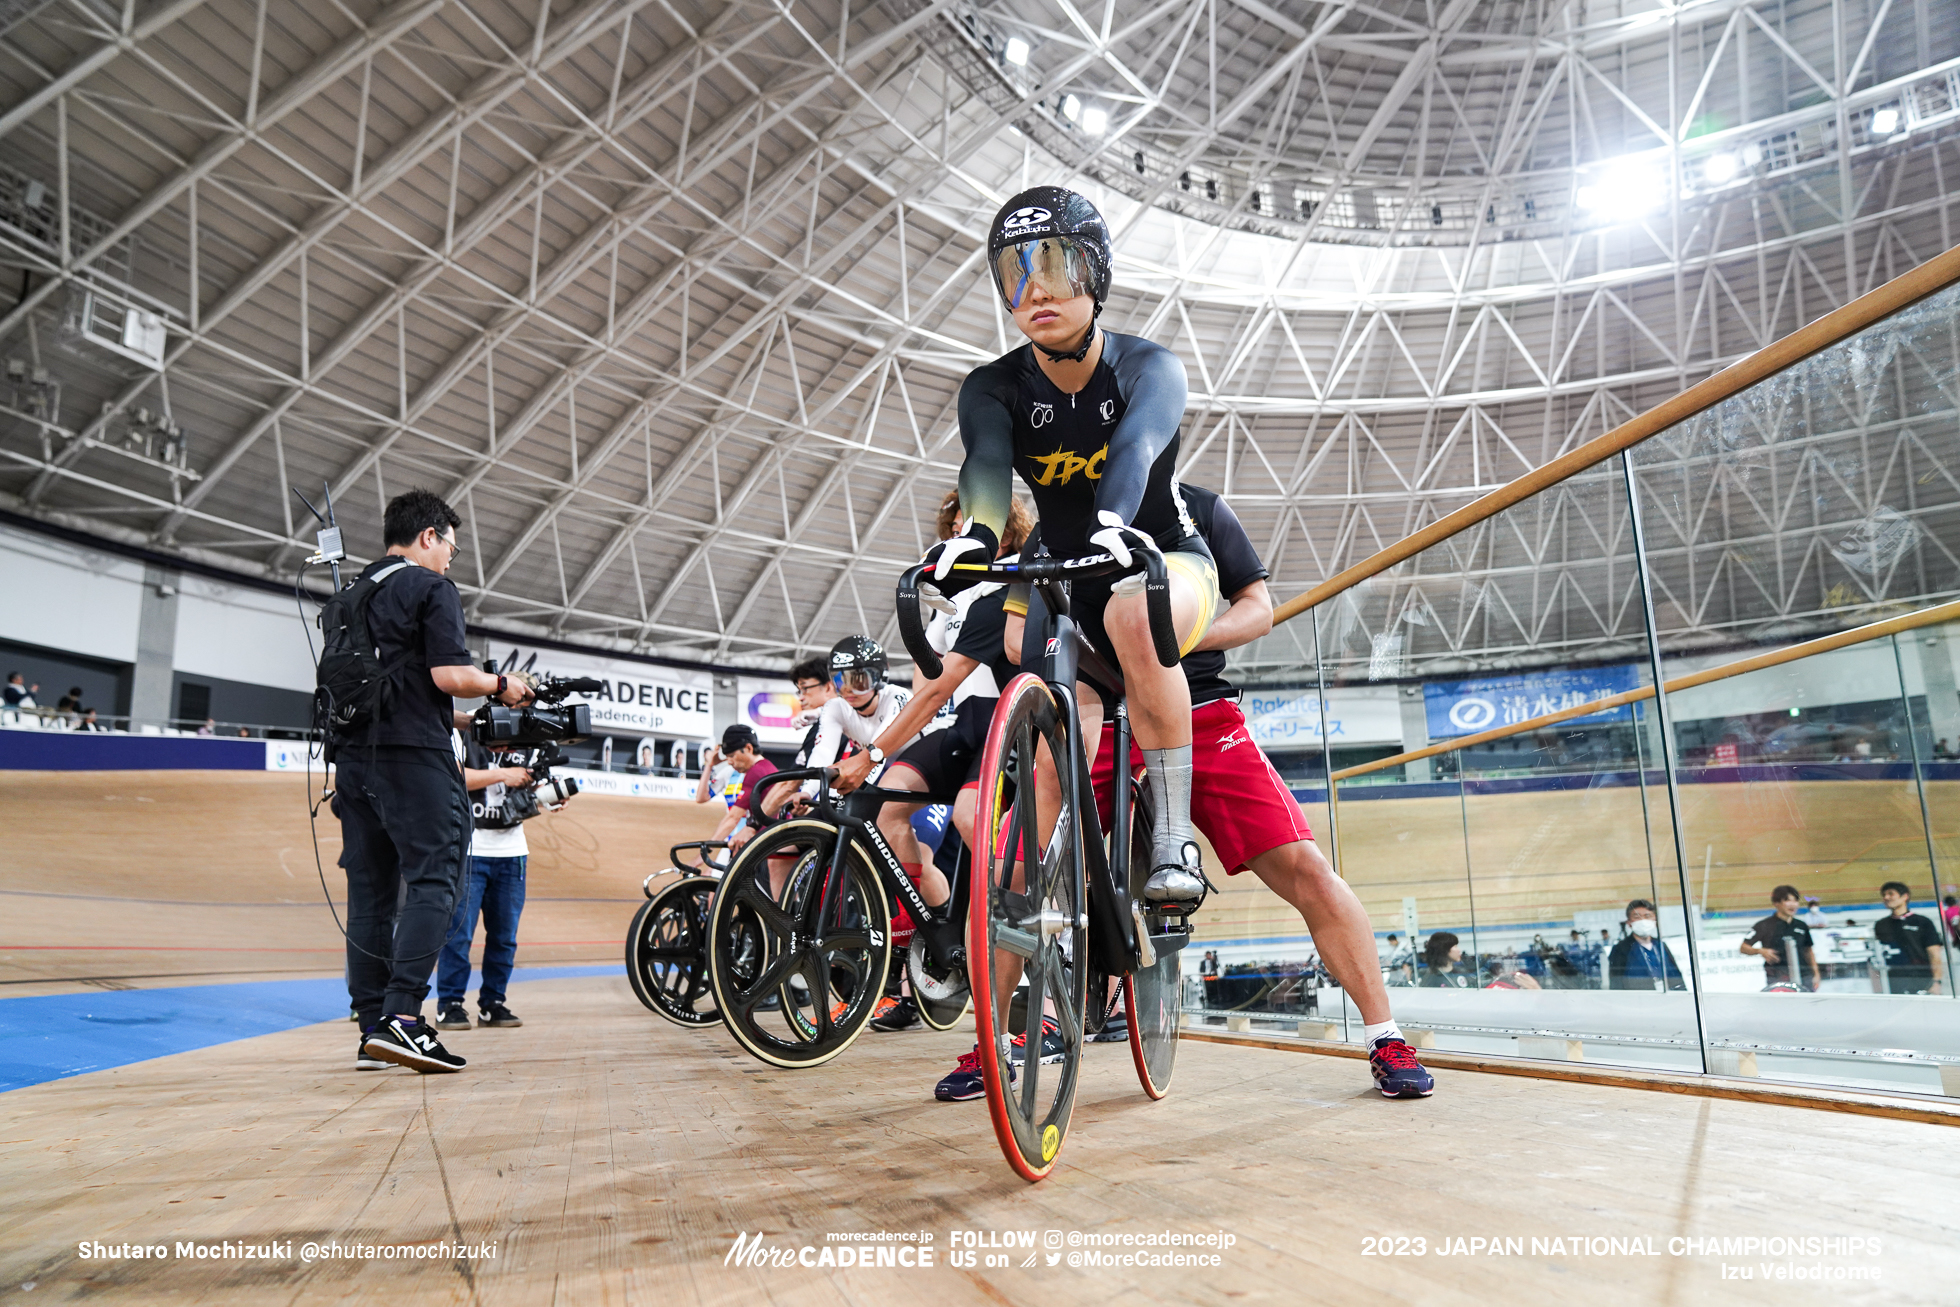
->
[436,855,527,1008]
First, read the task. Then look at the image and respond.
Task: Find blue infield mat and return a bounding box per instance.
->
[0,964,620,1094]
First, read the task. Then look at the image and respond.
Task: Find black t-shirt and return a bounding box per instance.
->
[348,557,474,750]
[1873,912,1940,981]
[1744,913,1814,984]
[947,586,1016,699]
[1176,485,1268,707]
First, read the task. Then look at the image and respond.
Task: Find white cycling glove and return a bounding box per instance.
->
[918,528,994,614]
[1089,510,1159,596]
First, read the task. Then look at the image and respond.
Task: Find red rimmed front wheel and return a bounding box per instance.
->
[968,673,1088,1183]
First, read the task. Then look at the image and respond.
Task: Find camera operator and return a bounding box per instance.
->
[339,489,534,1075]
[433,717,569,1031]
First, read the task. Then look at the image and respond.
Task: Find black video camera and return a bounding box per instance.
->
[471,671,602,749]
[488,742,580,823]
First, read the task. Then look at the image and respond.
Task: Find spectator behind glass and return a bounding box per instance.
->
[197,717,215,736]
[55,686,83,718]
[4,672,37,708]
[1741,885,1819,990]
[1420,933,1474,988]
[1484,956,1540,990]
[75,708,107,733]
[1381,933,1414,986]
[1607,899,1686,990]
[1872,881,1946,996]
[1942,894,1959,945]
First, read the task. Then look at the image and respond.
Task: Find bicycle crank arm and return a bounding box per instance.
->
[1129,900,1157,968]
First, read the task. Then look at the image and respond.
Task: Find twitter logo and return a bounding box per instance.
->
[1045,1252,1061,1266]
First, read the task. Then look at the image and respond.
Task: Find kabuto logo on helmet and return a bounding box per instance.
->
[988,186,1113,309]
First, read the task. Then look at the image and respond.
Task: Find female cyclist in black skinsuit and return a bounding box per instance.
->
[919,185,1223,904]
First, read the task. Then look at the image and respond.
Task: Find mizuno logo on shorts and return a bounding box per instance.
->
[1217,730,1248,752]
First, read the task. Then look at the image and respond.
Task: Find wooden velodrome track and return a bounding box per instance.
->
[4,770,1959,1304]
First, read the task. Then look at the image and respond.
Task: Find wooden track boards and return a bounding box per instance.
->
[0,771,721,992]
[4,973,1959,1305]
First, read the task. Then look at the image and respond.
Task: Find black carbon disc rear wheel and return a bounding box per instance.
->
[625,875,723,1026]
[705,820,891,1069]
[1122,779,1180,1098]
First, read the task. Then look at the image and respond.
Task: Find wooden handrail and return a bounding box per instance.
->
[1272,242,1960,625]
[1326,598,1960,781]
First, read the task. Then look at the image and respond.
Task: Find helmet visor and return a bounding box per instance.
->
[993,236,1099,309]
[831,668,876,696]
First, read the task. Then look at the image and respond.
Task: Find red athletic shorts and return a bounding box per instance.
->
[1089,698,1313,875]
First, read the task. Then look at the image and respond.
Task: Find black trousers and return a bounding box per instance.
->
[335,745,472,1023]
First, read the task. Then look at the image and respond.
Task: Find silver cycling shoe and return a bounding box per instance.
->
[1143,864,1207,902]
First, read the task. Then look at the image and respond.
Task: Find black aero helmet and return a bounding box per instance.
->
[827,634,889,694]
[988,186,1113,311]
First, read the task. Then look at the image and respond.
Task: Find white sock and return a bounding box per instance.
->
[1363,1020,1402,1046]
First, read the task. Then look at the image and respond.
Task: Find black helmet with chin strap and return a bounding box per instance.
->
[827,634,889,694]
[988,186,1113,362]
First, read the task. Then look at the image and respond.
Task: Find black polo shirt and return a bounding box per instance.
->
[347,556,474,750]
[1744,913,1814,986]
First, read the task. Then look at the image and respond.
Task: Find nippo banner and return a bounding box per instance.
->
[484,642,713,740]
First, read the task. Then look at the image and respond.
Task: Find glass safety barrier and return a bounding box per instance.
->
[1193,245,1960,1102]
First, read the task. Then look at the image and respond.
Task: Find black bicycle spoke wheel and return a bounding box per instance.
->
[970,672,1087,1183]
[706,819,890,1069]
[626,876,723,1026]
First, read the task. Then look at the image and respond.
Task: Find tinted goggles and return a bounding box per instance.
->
[992,236,1099,309]
[831,668,877,695]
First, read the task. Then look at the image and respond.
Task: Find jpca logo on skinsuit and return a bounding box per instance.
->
[1029,444,1107,486]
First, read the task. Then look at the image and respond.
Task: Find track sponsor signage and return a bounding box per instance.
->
[737,676,807,746]
[1423,664,1640,739]
[552,767,696,801]
[486,643,713,739]
[1241,688,1401,747]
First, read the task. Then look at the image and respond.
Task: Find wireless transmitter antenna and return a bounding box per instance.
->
[292,481,346,589]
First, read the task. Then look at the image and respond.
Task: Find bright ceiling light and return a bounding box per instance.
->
[1061,94,1081,123]
[1081,106,1108,135]
[1577,159,1666,217]
[1870,107,1901,135]
[1004,36,1029,67]
[1702,152,1739,184]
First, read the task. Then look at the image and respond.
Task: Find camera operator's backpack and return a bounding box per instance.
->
[314,560,411,753]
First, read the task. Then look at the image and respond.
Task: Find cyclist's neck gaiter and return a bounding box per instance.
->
[1141,745,1198,869]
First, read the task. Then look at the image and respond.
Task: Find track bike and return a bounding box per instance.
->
[895,548,1195,1182]
[703,770,974,1068]
[625,840,736,1026]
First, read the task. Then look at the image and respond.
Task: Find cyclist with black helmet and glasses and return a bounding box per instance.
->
[920,185,1222,909]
